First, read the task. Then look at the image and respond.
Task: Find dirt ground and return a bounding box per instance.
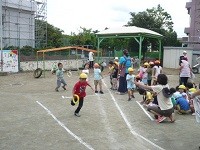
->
[0,67,200,150]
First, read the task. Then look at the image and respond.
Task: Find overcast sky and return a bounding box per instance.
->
[47,0,189,37]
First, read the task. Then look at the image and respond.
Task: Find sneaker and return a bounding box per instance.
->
[128,98,131,101]
[169,113,175,122]
[71,100,75,106]
[192,113,196,116]
[131,95,135,98]
[55,88,59,92]
[95,91,98,93]
[177,111,183,115]
[99,91,104,94]
[156,116,166,123]
[74,113,81,117]
[62,86,66,90]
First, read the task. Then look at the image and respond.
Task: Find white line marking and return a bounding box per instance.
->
[102,79,165,150]
[36,101,94,150]
[96,94,118,149]
[62,95,97,99]
[136,101,154,121]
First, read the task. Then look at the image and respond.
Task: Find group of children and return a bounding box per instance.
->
[54,62,105,117]
[53,59,199,120]
[170,83,197,116]
[108,58,163,101]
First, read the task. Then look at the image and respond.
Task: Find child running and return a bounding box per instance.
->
[94,63,104,94]
[71,73,94,117]
[55,63,67,92]
[126,67,136,101]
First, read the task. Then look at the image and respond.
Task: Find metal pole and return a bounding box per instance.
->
[159,39,161,60]
[97,38,100,62]
[139,36,142,65]
[18,26,20,72]
[0,0,3,71]
[43,52,45,78]
[36,52,38,69]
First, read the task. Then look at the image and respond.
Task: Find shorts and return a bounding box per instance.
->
[127,88,135,91]
[147,106,174,117]
[57,79,67,88]
[94,80,102,86]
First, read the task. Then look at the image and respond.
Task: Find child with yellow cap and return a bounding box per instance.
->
[126,67,136,101]
[71,73,94,117]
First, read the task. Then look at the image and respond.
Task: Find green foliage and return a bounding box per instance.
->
[69,27,97,48]
[20,45,35,56]
[126,4,180,59]
[3,46,18,50]
[46,23,64,48]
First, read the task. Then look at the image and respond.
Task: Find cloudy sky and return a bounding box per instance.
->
[47,0,189,37]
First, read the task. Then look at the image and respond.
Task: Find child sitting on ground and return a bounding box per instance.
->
[126,67,136,101]
[176,93,190,114]
[55,63,67,92]
[178,85,188,102]
[138,89,153,104]
[111,62,118,90]
[94,63,104,94]
[186,82,197,93]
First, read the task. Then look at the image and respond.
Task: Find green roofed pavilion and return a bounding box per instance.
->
[96,26,163,64]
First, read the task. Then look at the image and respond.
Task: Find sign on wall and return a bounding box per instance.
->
[0,50,19,72]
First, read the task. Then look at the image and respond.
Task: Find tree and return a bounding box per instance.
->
[46,23,64,48]
[69,27,97,48]
[35,20,64,48]
[126,5,180,58]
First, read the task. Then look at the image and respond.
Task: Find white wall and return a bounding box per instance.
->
[20,59,89,71]
[163,47,193,69]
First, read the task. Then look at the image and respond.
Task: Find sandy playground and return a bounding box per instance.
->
[0,68,200,150]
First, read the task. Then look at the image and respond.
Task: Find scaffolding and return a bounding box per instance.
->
[0,0,47,49]
[35,0,47,48]
[1,0,36,48]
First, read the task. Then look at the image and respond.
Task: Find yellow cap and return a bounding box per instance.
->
[144,62,149,66]
[114,62,118,65]
[128,67,134,72]
[178,85,186,90]
[189,88,197,93]
[80,73,87,78]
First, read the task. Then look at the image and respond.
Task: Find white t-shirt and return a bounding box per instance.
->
[142,68,148,78]
[151,84,173,110]
[88,52,94,61]
[153,66,162,77]
[82,69,89,81]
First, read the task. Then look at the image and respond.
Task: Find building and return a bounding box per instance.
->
[0,0,47,49]
[183,0,200,51]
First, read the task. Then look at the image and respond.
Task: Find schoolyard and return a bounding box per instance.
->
[0,68,200,150]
